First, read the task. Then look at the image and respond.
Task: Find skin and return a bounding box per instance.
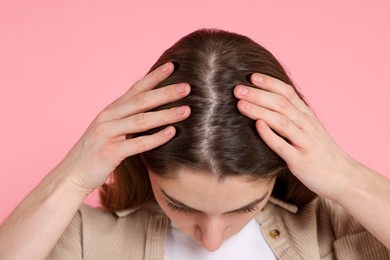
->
[0,61,389,260]
[149,169,275,252]
[0,62,192,260]
[234,74,390,248]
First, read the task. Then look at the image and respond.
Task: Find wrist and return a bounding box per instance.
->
[42,166,92,204]
[326,155,362,204]
[330,159,376,207]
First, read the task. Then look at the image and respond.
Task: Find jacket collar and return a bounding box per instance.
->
[114,196,298,218]
[268,196,298,213]
[115,207,138,217]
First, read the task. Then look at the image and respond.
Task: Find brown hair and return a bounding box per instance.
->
[100,28,317,211]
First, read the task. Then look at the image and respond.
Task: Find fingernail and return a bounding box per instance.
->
[164,127,174,136]
[239,86,248,96]
[177,83,187,94]
[176,106,186,115]
[160,63,170,72]
[253,74,264,84]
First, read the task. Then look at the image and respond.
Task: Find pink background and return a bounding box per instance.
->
[1,1,389,222]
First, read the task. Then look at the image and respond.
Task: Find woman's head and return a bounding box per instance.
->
[142,29,294,181]
[100,28,316,219]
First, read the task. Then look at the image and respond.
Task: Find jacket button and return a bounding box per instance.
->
[269,229,280,239]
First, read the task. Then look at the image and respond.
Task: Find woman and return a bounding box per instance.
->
[0,29,389,260]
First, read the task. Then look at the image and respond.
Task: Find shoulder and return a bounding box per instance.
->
[313,198,390,258]
[77,203,153,235]
[305,197,365,236]
[268,197,390,259]
[51,204,163,259]
[290,197,373,239]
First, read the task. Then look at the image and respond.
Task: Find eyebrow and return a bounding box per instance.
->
[161,189,268,214]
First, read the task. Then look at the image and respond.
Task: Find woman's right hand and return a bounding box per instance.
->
[0,62,190,260]
[57,62,191,195]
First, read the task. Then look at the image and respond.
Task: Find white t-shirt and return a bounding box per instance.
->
[165,218,277,260]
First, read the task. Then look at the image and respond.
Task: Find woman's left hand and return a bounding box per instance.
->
[233,74,356,200]
[234,74,390,249]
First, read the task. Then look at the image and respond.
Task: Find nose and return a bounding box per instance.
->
[196,217,227,252]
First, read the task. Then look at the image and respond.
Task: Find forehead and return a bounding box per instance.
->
[153,167,271,187]
[149,168,274,213]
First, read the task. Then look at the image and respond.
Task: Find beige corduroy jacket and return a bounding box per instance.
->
[48,197,390,259]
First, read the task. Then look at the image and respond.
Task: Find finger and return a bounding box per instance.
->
[130,62,175,94]
[255,120,299,164]
[124,82,190,119]
[237,100,306,148]
[111,105,191,136]
[110,62,175,108]
[234,85,303,127]
[101,82,190,121]
[117,126,176,158]
[250,73,312,115]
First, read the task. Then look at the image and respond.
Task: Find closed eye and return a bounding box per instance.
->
[166,201,259,214]
[231,206,259,214]
[167,201,192,213]
[161,189,268,215]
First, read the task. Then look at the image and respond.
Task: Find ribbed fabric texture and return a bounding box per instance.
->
[47,211,82,260]
[49,197,390,260]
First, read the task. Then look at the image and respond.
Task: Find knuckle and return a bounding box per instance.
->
[274,142,286,154]
[133,92,147,107]
[131,79,142,92]
[306,106,316,117]
[134,136,147,151]
[276,97,290,111]
[135,113,148,127]
[278,116,290,129]
[94,121,111,137]
[96,109,111,122]
[301,114,312,125]
[284,86,296,100]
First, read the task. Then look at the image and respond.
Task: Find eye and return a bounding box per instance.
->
[232,206,259,214]
[167,202,192,213]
